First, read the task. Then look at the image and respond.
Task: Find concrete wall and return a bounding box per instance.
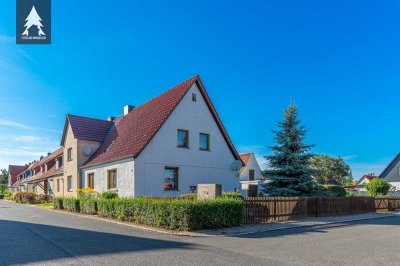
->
[134,83,239,196]
[81,159,135,197]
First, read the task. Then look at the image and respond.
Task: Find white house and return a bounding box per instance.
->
[379,153,400,191]
[73,75,243,197]
[238,153,265,196]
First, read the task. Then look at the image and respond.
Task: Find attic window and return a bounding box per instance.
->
[192,93,197,102]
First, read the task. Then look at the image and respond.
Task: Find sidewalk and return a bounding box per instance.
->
[199,212,400,237]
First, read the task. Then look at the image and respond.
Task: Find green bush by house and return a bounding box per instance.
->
[79,198,97,214]
[221,192,243,200]
[53,197,63,209]
[63,198,80,212]
[365,178,391,196]
[100,191,119,199]
[15,192,37,204]
[323,185,347,197]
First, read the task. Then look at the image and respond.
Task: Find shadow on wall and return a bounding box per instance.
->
[0,219,193,265]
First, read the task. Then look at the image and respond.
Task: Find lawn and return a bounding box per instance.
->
[35,203,53,209]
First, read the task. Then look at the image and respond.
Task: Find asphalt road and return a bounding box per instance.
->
[1,200,400,266]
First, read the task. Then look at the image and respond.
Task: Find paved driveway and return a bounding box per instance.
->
[1,200,400,266]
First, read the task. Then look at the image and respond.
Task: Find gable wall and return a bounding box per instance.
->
[240,155,263,181]
[134,83,239,196]
[382,159,400,182]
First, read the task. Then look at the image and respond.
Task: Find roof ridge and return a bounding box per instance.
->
[67,113,113,123]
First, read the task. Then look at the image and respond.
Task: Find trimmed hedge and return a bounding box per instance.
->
[53,197,63,209]
[80,198,97,214]
[221,192,243,200]
[97,197,245,231]
[100,191,119,199]
[63,198,80,212]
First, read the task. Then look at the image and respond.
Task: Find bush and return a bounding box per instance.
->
[53,197,63,209]
[221,192,243,200]
[0,184,7,195]
[100,191,119,199]
[15,192,37,204]
[76,187,99,199]
[97,197,244,231]
[365,178,391,196]
[63,198,80,212]
[179,194,197,200]
[323,185,347,197]
[80,198,97,214]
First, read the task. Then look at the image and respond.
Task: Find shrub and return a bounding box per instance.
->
[53,197,63,209]
[80,198,97,214]
[100,191,119,199]
[2,191,12,200]
[63,198,80,212]
[36,194,53,204]
[97,197,244,231]
[365,178,391,196]
[179,194,197,200]
[221,192,243,200]
[76,187,99,199]
[15,192,37,204]
[323,185,347,197]
[0,184,7,195]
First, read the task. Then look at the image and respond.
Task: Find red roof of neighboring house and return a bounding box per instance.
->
[356,173,376,185]
[61,114,114,145]
[239,153,253,174]
[8,165,28,185]
[84,75,241,167]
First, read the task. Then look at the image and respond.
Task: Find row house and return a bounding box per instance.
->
[9,75,246,197]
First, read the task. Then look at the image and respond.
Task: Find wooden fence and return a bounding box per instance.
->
[244,196,400,224]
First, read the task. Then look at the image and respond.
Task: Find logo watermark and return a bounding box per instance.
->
[16,0,51,44]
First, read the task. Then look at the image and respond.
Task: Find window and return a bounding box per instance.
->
[177,129,189,148]
[67,176,72,191]
[192,93,197,102]
[87,173,94,189]
[107,170,117,190]
[199,133,210,150]
[164,167,178,191]
[57,179,60,192]
[67,148,72,161]
[249,169,255,181]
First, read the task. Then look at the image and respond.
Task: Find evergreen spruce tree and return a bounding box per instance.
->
[262,105,317,196]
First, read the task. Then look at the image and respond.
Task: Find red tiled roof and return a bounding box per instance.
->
[61,115,113,145]
[239,153,253,174]
[84,75,241,167]
[8,165,28,176]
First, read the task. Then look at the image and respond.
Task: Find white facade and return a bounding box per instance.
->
[239,154,264,196]
[81,83,240,197]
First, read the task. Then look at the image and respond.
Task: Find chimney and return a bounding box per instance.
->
[124,105,135,115]
[107,116,115,122]
[48,152,51,156]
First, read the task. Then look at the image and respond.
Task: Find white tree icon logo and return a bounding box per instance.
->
[21,5,46,36]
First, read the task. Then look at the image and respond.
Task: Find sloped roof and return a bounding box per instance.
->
[379,152,400,179]
[356,173,376,186]
[61,114,114,145]
[8,165,28,176]
[84,75,241,167]
[239,153,253,174]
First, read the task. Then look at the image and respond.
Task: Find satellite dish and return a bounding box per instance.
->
[231,160,242,171]
[83,146,92,156]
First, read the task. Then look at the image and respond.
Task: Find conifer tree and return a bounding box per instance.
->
[262,105,317,196]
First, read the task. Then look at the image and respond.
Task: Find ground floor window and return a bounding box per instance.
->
[67,176,72,192]
[107,169,117,190]
[164,167,178,191]
[87,173,94,189]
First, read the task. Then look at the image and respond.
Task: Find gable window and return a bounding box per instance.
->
[192,93,197,102]
[164,167,178,191]
[107,169,117,190]
[177,129,189,148]
[87,173,94,189]
[249,169,255,181]
[199,133,210,151]
[67,176,72,192]
[67,148,72,161]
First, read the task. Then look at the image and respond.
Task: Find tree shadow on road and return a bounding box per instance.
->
[0,219,194,265]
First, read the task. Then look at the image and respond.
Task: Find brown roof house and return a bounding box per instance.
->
[60,75,242,197]
[238,153,265,196]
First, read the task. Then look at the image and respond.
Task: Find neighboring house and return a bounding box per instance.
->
[238,153,264,196]
[379,153,400,191]
[7,165,28,192]
[344,173,376,195]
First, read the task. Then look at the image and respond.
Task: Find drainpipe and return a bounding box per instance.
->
[62,178,64,197]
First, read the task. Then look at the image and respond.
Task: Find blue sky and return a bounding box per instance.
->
[1,1,400,179]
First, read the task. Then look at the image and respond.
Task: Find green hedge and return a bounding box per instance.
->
[53,197,63,209]
[63,198,80,212]
[97,197,244,231]
[80,198,97,214]
[323,185,347,197]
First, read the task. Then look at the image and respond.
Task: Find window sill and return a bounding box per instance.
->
[163,189,180,192]
[177,146,190,149]
[199,149,211,152]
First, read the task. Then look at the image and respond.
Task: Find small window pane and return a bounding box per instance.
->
[67,176,72,191]
[192,93,197,102]
[199,133,210,150]
[177,130,189,148]
[108,170,117,189]
[164,167,178,191]
[67,148,72,161]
